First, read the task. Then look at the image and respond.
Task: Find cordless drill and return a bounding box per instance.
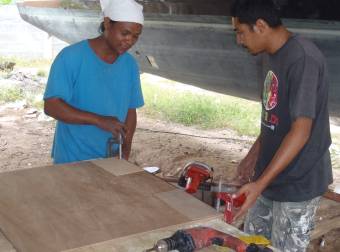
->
[145,226,273,252]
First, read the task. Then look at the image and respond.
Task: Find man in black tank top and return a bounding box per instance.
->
[230,0,333,251]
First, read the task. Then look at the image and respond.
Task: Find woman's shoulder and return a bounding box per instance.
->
[59,40,88,58]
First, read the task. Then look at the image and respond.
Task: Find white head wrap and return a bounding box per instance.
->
[100,0,144,25]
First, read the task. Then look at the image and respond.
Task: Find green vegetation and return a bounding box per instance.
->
[0,57,47,108]
[0,85,44,109]
[0,86,24,103]
[141,81,261,136]
[0,56,51,70]
[0,0,12,5]
[37,69,47,77]
[31,95,44,110]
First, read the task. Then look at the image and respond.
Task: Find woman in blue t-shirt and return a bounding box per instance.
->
[44,0,144,164]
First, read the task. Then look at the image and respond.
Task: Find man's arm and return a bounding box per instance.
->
[122,109,137,160]
[44,98,126,137]
[235,136,261,185]
[234,117,312,220]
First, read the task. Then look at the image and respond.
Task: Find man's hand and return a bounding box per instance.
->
[231,137,260,186]
[234,158,255,185]
[232,181,264,221]
[96,116,127,139]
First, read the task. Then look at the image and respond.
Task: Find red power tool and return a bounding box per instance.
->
[216,192,246,224]
[144,226,273,252]
[177,161,214,193]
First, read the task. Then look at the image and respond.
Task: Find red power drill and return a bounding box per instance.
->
[144,226,272,252]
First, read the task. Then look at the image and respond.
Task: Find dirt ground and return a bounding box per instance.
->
[1,102,340,251]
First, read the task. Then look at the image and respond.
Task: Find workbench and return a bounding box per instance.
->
[0,158,278,252]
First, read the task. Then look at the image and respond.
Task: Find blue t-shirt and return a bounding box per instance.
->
[44,40,144,164]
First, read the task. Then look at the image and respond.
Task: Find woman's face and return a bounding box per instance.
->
[104,18,142,55]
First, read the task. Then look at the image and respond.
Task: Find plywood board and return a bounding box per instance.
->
[324,189,340,202]
[64,218,279,252]
[311,215,340,240]
[91,158,141,176]
[63,218,238,252]
[156,190,218,220]
[0,159,220,252]
[0,231,15,252]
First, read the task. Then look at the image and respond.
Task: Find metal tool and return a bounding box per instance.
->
[144,226,273,252]
[106,132,123,159]
[215,176,222,213]
[163,175,240,193]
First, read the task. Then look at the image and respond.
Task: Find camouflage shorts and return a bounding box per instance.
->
[244,195,320,252]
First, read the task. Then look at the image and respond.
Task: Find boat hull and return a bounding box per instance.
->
[17,2,340,116]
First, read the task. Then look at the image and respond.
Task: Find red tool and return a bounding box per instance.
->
[177,161,213,193]
[144,226,272,252]
[216,192,246,224]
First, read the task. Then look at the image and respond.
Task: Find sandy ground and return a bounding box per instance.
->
[0,103,253,176]
[0,103,340,251]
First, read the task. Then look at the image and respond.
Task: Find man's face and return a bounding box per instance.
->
[232,17,264,55]
[105,19,142,55]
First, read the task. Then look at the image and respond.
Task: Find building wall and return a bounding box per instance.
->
[0,4,67,59]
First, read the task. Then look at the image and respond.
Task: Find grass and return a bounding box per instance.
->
[0,85,45,109]
[140,76,340,168]
[0,70,261,136]
[0,57,48,108]
[0,86,24,103]
[0,56,51,70]
[0,0,12,5]
[37,69,47,77]
[141,76,261,136]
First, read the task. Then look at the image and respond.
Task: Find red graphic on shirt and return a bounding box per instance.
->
[269,114,279,125]
[263,71,278,111]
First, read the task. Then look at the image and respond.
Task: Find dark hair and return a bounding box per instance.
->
[98,19,117,34]
[231,0,282,28]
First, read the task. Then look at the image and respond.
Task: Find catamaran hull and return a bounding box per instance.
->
[17,2,340,116]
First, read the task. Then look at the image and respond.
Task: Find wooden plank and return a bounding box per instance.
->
[0,231,15,252]
[323,189,340,203]
[63,218,280,252]
[63,218,242,252]
[311,216,340,240]
[0,159,220,252]
[91,158,142,176]
[156,190,220,220]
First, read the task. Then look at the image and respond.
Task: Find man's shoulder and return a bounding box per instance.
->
[290,35,325,61]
